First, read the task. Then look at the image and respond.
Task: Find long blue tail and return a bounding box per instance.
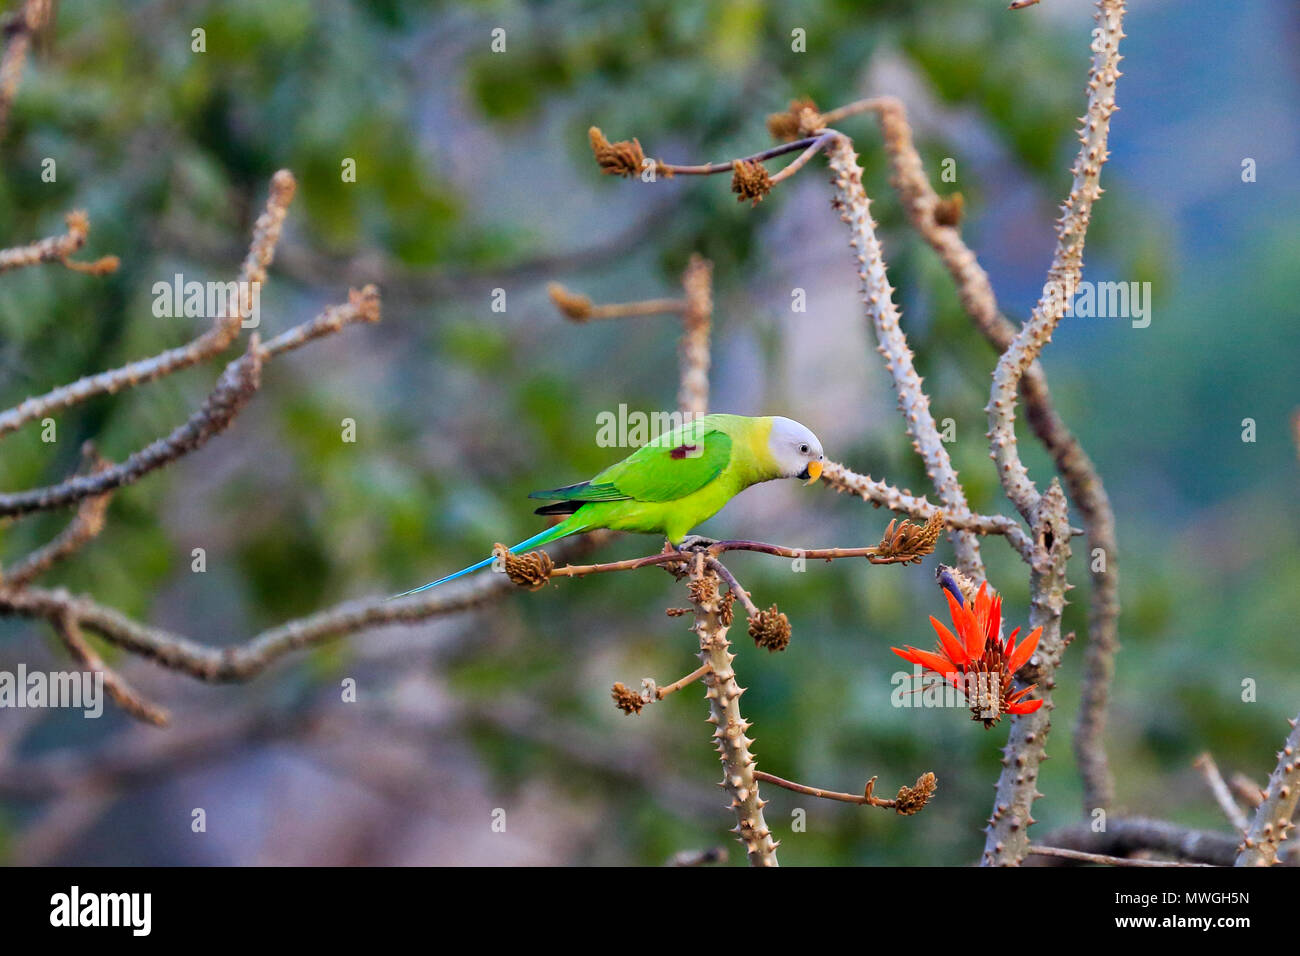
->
[391,520,583,599]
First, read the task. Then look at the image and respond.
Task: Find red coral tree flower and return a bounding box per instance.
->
[892,582,1043,728]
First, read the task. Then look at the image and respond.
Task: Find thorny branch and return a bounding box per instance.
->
[981,0,1126,865]
[829,93,1122,813]
[1236,715,1300,866]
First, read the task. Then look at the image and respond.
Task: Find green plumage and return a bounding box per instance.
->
[396,412,823,597]
[528,414,773,544]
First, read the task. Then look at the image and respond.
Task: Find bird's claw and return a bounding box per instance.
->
[674,534,718,553]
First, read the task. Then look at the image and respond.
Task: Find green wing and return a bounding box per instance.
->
[530,424,733,505]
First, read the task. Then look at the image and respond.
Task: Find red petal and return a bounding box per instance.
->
[905,647,960,677]
[1007,683,1037,703]
[986,593,1003,645]
[1007,626,1042,673]
[1008,698,1044,715]
[1003,626,1021,658]
[891,646,920,666]
[929,616,969,666]
[945,589,982,658]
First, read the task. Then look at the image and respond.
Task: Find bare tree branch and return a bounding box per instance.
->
[689,558,778,865]
[0,0,50,141]
[0,288,379,518]
[986,0,1127,521]
[1236,714,1300,866]
[1,444,114,587]
[50,612,170,727]
[0,171,296,442]
[1194,752,1249,832]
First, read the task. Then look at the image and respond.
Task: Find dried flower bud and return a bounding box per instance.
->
[748,604,791,652]
[588,126,645,178]
[731,160,772,206]
[611,682,644,715]
[895,772,937,815]
[874,510,944,565]
[492,543,553,590]
[933,192,965,227]
[688,574,718,608]
[766,98,822,142]
[719,589,736,627]
[547,282,593,321]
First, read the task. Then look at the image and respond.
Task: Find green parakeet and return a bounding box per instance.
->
[397,413,824,596]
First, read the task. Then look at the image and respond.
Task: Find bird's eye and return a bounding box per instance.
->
[799,443,809,454]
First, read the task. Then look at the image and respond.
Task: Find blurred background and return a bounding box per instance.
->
[0,0,1297,865]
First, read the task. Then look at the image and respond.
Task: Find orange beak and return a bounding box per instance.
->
[804,460,823,486]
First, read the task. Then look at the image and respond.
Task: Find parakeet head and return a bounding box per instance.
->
[768,416,824,484]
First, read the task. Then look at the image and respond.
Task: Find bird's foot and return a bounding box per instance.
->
[674,534,718,553]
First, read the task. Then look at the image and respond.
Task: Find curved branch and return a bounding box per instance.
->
[0,288,379,518]
[986,0,1126,520]
[0,171,297,441]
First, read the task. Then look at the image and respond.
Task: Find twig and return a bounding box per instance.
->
[1236,714,1300,866]
[547,286,685,321]
[548,254,713,420]
[677,254,712,419]
[0,532,609,683]
[754,770,935,814]
[0,170,297,442]
[1230,773,1265,809]
[650,136,822,177]
[1,444,113,587]
[1194,752,1249,831]
[0,210,116,275]
[821,460,1036,562]
[50,612,170,727]
[0,0,50,141]
[0,288,379,518]
[703,557,759,617]
[655,663,712,700]
[1029,845,1212,867]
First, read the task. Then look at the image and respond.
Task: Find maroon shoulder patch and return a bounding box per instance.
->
[670,443,701,460]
